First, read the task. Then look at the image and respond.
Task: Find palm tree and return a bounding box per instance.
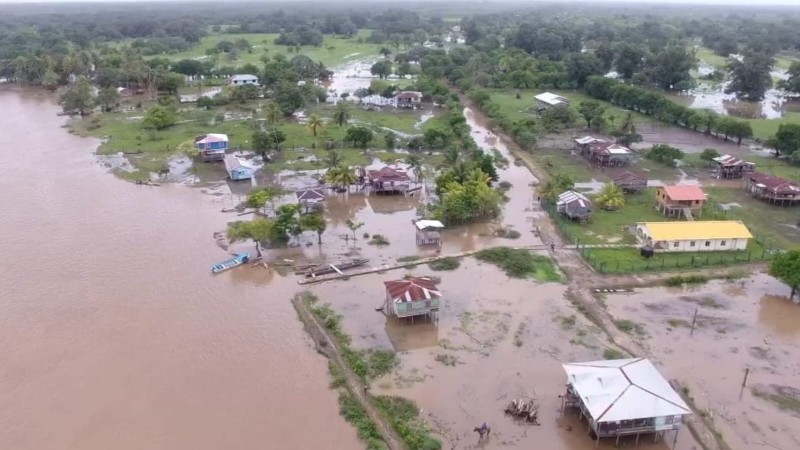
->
[326,150,342,169]
[265,101,282,126]
[443,146,460,166]
[326,165,357,192]
[619,112,636,136]
[406,154,424,184]
[595,183,626,210]
[333,102,351,128]
[307,114,324,148]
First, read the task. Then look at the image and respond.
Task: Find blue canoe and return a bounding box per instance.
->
[211,253,250,274]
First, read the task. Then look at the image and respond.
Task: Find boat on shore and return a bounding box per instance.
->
[211,253,250,273]
[297,258,369,277]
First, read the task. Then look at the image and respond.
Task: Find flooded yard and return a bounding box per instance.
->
[603,274,800,450]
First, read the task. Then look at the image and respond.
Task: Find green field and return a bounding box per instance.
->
[71,100,442,179]
[694,46,729,71]
[745,113,800,142]
[159,29,383,68]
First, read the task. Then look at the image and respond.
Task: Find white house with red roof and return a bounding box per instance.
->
[383,277,442,321]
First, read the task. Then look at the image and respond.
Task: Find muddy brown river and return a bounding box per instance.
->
[0,87,361,450]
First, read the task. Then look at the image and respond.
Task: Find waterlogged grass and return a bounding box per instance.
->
[372,396,442,450]
[339,392,389,450]
[745,112,800,141]
[664,275,709,286]
[746,155,800,181]
[475,247,562,282]
[428,257,460,271]
[694,46,730,70]
[161,29,382,68]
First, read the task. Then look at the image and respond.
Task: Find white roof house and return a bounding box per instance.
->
[563,358,691,423]
[414,220,444,230]
[574,135,607,145]
[197,133,228,144]
[535,92,570,107]
[230,74,259,85]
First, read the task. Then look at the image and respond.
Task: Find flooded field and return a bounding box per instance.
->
[638,123,752,155]
[604,274,800,450]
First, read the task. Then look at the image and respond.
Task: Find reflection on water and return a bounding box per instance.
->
[758,294,800,338]
[384,319,439,351]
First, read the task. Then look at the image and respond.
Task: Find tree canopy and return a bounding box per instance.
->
[768,250,800,300]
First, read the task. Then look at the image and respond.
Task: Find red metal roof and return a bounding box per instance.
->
[660,185,706,201]
[384,277,441,303]
[748,173,800,195]
[367,166,410,182]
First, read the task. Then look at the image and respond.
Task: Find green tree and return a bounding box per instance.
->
[645,144,684,167]
[96,87,120,112]
[443,146,460,166]
[406,154,424,182]
[379,47,392,58]
[595,183,626,210]
[142,106,177,130]
[60,76,93,115]
[275,81,304,115]
[326,150,342,169]
[246,186,285,214]
[370,60,393,79]
[273,204,302,243]
[780,61,800,94]
[345,219,364,241]
[700,148,721,162]
[577,100,606,128]
[385,132,397,150]
[537,173,575,202]
[333,101,351,127]
[770,123,800,158]
[616,112,643,148]
[306,114,325,147]
[197,96,215,109]
[648,44,696,91]
[227,219,278,249]
[769,249,800,300]
[702,110,719,135]
[231,84,260,103]
[326,165,357,192]
[615,44,646,79]
[436,169,502,225]
[566,52,604,87]
[345,126,373,148]
[731,120,753,146]
[265,101,282,126]
[541,105,577,131]
[726,53,773,101]
[300,213,327,244]
[158,72,184,95]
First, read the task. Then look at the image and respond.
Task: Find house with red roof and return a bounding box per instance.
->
[367,166,411,194]
[655,185,706,220]
[382,277,442,322]
[744,173,800,206]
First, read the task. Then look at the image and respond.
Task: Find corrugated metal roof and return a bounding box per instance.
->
[296,189,327,202]
[557,190,590,205]
[574,136,606,145]
[638,221,753,241]
[384,277,441,303]
[414,220,444,230]
[535,92,569,106]
[660,185,706,201]
[231,74,258,82]
[563,358,691,423]
[748,173,800,194]
[367,166,410,182]
[198,133,228,143]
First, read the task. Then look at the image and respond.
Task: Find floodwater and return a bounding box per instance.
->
[638,123,754,154]
[0,86,362,450]
[604,274,800,450]
[679,77,797,119]
[314,258,697,450]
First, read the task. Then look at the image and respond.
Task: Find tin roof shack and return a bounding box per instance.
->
[588,143,632,167]
[556,191,593,223]
[230,74,259,86]
[534,92,570,110]
[382,277,442,322]
[296,188,327,212]
[712,154,755,179]
[655,185,706,220]
[367,166,411,194]
[611,171,648,194]
[414,219,444,246]
[745,173,800,206]
[395,91,423,109]
[223,155,253,181]
[195,133,228,162]
[561,358,691,446]
[635,221,752,252]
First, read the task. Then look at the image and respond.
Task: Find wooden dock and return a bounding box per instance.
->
[297,245,550,285]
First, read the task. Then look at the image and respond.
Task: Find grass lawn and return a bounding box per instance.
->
[71,98,442,179]
[159,29,382,68]
[528,147,600,183]
[694,46,729,70]
[746,155,800,182]
[745,113,800,141]
[489,89,658,127]
[775,52,800,71]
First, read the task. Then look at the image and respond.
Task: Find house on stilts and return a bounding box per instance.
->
[414,220,444,246]
[561,358,691,447]
[655,185,706,220]
[744,172,800,206]
[366,166,411,194]
[611,171,648,194]
[382,277,442,322]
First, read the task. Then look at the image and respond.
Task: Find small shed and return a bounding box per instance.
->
[195,133,228,162]
[744,172,800,206]
[230,74,259,86]
[414,219,444,246]
[296,188,327,212]
[535,92,570,109]
[556,190,593,223]
[383,277,442,322]
[115,87,132,97]
[224,155,253,181]
[561,358,691,446]
[712,154,755,179]
[611,171,648,193]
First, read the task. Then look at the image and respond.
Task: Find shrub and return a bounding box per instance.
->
[429,257,460,271]
[369,234,390,246]
[373,396,441,450]
[664,275,709,286]
[603,348,627,360]
[476,247,560,281]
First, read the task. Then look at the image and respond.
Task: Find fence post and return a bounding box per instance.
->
[601,262,606,273]
[616,261,620,272]
[662,259,666,269]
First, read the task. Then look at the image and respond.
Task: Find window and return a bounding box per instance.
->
[705,241,711,247]
[665,416,675,425]
[690,241,696,247]
[721,240,726,246]
[673,241,679,248]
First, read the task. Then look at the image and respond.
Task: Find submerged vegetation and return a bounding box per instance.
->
[475,247,561,282]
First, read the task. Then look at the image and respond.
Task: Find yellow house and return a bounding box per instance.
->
[635,221,752,252]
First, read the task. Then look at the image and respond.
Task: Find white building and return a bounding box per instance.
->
[635,221,752,252]
[230,74,259,86]
[562,358,691,445]
[534,92,570,109]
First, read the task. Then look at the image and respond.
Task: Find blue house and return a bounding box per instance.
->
[195,133,228,162]
[224,155,254,181]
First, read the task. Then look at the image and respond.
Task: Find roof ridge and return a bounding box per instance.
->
[621,367,691,413]
[595,384,631,422]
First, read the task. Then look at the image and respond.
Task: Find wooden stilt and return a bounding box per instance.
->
[672,428,679,449]
[615,434,620,447]
[635,433,640,446]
